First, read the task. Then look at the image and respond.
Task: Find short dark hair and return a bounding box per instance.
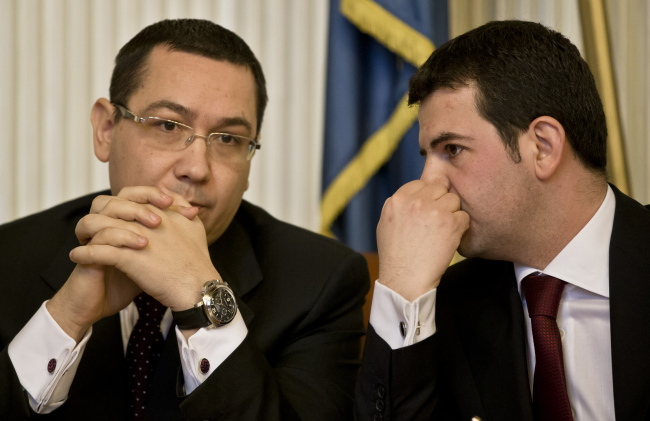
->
[110,19,268,135]
[409,20,607,173]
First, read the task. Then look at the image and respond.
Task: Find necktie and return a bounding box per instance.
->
[125,293,167,420]
[522,273,574,421]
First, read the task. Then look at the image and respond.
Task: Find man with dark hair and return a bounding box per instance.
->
[0,19,369,420]
[356,20,649,420]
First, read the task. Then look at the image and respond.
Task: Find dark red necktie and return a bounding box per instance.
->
[522,274,574,421]
[125,293,167,420]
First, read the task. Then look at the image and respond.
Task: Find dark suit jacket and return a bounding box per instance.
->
[355,185,650,420]
[0,192,370,420]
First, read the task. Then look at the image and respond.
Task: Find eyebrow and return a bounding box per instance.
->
[141,100,254,137]
[215,117,254,136]
[142,100,197,121]
[420,131,474,154]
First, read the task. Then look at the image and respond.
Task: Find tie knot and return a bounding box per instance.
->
[522,274,566,319]
[134,293,167,324]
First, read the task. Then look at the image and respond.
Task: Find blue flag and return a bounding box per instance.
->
[321,0,449,252]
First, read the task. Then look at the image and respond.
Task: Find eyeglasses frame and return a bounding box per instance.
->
[112,103,261,161]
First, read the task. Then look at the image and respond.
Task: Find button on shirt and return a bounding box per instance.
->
[8,299,247,413]
[370,185,616,421]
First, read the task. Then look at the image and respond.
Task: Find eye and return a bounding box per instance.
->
[149,119,183,133]
[445,144,463,158]
[162,121,178,132]
[214,134,242,146]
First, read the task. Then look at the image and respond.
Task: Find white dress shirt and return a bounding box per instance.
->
[370,185,616,421]
[8,299,248,414]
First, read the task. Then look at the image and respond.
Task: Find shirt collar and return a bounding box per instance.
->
[514,185,615,298]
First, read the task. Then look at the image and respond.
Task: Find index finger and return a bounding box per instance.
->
[158,189,192,208]
[394,180,448,201]
[116,186,174,209]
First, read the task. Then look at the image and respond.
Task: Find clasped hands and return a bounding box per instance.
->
[377,180,470,302]
[47,187,220,341]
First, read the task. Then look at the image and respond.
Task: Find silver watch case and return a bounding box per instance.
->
[200,280,237,327]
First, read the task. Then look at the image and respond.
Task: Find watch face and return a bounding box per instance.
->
[210,287,237,324]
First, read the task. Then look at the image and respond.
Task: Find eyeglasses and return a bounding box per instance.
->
[113,104,260,162]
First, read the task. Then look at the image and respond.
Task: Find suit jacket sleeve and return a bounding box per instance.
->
[179,251,370,421]
[0,348,32,419]
[354,324,441,420]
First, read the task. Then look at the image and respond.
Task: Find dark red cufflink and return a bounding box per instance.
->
[199,358,210,374]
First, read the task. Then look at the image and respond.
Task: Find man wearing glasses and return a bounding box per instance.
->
[0,19,369,420]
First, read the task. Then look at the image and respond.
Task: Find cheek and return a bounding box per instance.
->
[108,144,172,192]
[211,163,251,200]
[452,161,511,215]
[479,168,530,221]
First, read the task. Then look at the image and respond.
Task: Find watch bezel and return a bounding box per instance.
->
[201,280,237,327]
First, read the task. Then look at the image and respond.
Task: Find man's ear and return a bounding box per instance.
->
[91,98,116,163]
[528,116,566,181]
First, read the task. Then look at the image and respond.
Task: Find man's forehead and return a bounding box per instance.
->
[418,87,469,127]
[417,86,491,147]
[129,48,257,132]
[142,48,251,84]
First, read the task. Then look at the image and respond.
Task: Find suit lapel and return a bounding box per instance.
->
[40,228,80,293]
[146,326,184,420]
[445,260,534,420]
[66,314,130,418]
[208,209,262,327]
[608,187,650,420]
[39,192,103,294]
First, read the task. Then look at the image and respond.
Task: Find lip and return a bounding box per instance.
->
[189,202,212,213]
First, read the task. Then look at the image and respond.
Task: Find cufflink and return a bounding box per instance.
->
[47,358,57,374]
[199,358,210,374]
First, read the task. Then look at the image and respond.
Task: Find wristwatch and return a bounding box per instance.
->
[171,280,237,329]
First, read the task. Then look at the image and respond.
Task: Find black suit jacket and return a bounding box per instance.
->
[356,185,650,420]
[0,192,370,420]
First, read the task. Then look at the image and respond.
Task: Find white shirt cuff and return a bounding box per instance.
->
[368,281,437,349]
[8,301,91,414]
[176,310,248,394]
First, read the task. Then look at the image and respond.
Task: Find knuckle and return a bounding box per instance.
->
[104,197,123,212]
[448,192,461,205]
[117,186,132,196]
[84,245,96,260]
[90,195,109,213]
[76,215,92,233]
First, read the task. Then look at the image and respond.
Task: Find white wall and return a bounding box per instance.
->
[0,0,329,231]
[1,0,648,233]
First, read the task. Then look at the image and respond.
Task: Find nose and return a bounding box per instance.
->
[174,134,212,183]
[419,156,451,190]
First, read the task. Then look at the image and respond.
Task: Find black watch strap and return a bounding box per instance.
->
[172,306,211,330]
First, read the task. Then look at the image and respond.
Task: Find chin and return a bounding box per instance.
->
[456,231,474,258]
[456,232,486,260]
[456,244,472,259]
